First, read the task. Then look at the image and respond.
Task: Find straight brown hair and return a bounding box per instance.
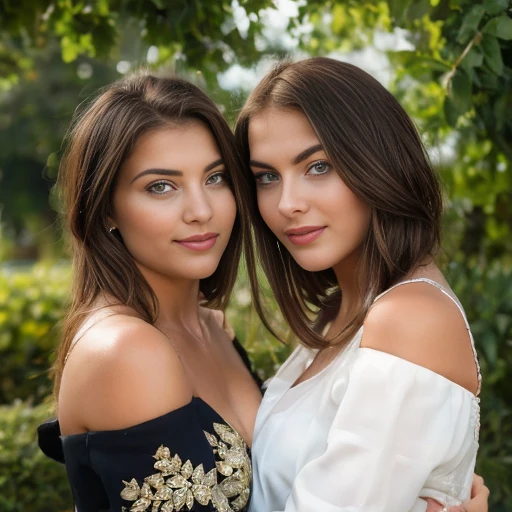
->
[53,73,250,396]
[235,58,443,350]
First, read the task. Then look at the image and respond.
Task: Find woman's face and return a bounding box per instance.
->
[248,108,371,273]
[111,120,236,282]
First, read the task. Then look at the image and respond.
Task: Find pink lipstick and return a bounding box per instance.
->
[175,233,219,251]
[285,226,326,246]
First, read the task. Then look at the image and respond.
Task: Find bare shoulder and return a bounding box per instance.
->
[361,281,479,394]
[59,314,192,433]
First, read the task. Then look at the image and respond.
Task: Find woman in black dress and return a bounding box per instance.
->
[38,73,262,512]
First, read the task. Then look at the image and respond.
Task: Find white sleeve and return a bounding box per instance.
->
[278,348,474,512]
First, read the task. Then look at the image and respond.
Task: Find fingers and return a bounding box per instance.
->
[471,474,486,498]
[462,474,489,512]
[424,498,444,511]
[423,473,490,512]
[424,498,465,512]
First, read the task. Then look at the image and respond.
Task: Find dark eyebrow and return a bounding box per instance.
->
[292,144,324,165]
[131,158,224,184]
[249,160,276,171]
[131,169,182,183]
[204,158,224,173]
[249,144,324,172]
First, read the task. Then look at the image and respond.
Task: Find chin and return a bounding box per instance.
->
[290,254,334,273]
[184,259,224,280]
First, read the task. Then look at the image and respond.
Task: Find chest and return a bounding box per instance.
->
[181,341,262,445]
[253,352,353,479]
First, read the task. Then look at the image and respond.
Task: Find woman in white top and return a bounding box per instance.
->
[235,57,486,511]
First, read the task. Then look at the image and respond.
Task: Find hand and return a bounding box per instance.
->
[462,474,489,512]
[424,474,489,512]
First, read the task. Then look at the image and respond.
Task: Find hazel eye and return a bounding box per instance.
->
[147,181,173,195]
[255,172,279,185]
[307,161,331,176]
[206,172,226,185]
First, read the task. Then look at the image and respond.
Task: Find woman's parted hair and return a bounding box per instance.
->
[53,73,249,396]
[234,57,443,350]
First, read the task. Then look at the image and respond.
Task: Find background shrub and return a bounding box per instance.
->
[0,400,72,512]
[0,265,69,405]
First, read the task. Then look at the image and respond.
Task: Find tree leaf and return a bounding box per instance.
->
[481,33,504,75]
[493,94,508,130]
[405,0,430,22]
[387,0,414,22]
[483,0,509,16]
[483,13,512,39]
[494,14,512,40]
[463,45,484,68]
[331,4,345,35]
[443,95,460,126]
[457,4,486,44]
[60,36,78,63]
[478,69,500,90]
[451,68,472,114]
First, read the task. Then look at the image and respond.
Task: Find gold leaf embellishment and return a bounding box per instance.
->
[120,423,251,512]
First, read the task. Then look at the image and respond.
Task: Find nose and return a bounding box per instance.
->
[183,187,214,224]
[277,179,309,218]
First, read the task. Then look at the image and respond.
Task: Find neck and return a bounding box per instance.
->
[330,249,362,328]
[137,264,204,335]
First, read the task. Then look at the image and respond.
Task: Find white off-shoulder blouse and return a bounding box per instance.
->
[249,278,481,512]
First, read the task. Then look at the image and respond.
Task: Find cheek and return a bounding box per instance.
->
[256,189,279,230]
[216,189,237,226]
[339,193,371,238]
[114,194,179,239]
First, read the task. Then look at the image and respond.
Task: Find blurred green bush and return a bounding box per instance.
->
[0,265,70,405]
[0,262,510,509]
[0,400,72,512]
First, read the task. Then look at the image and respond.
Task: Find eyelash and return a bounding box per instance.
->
[145,172,228,195]
[206,172,228,186]
[254,160,332,185]
[146,181,175,195]
[306,160,332,175]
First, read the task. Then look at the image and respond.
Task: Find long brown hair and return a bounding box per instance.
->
[53,73,249,396]
[235,58,443,350]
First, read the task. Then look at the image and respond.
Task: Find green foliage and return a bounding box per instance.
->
[0,1,273,79]
[0,400,72,512]
[0,45,118,254]
[0,265,70,405]
[446,260,512,511]
[227,269,294,380]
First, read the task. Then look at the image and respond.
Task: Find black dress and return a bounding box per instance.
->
[38,338,263,512]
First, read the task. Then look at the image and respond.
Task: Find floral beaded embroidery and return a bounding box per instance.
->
[120,423,251,512]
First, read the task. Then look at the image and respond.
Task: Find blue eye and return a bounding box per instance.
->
[147,181,173,195]
[206,172,227,185]
[307,161,331,175]
[254,172,279,185]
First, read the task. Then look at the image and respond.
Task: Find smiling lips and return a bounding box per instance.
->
[175,233,219,251]
[285,226,326,246]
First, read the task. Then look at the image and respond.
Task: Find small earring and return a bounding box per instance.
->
[109,226,116,233]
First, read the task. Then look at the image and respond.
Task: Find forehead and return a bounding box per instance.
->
[121,120,221,177]
[248,108,320,158]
